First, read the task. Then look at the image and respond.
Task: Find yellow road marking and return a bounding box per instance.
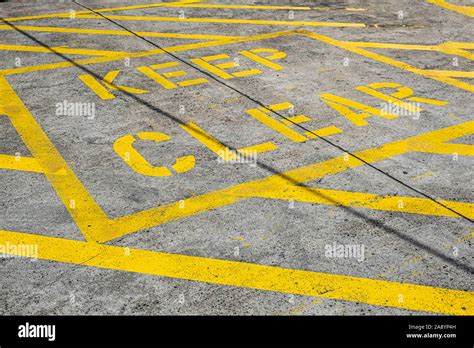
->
[0,30,298,76]
[424,70,474,78]
[113,132,195,177]
[0,75,110,242]
[78,74,116,100]
[426,0,474,17]
[411,171,434,181]
[2,1,371,23]
[349,42,441,51]
[79,70,149,99]
[1,26,473,243]
[305,125,343,139]
[0,154,58,174]
[449,230,474,248]
[0,229,472,315]
[320,93,398,126]
[281,115,311,125]
[0,44,129,57]
[3,28,472,97]
[236,186,474,219]
[238,142,278,155]
[246,106,309,142]
[177,78,208,87]
[2,70,473,244]
[0,24,245,40]
[1,0,205,22]
[0,22,473,314]
[180,122,239,161]
[159,3,314,10]
[63,14,366,28]
[300,30,474,93]
[239,48,286,70]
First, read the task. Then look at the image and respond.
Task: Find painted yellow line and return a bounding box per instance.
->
[305,125,343,138]
[1,1,369,24]
[1,29,473,245]
[0,30,297,76]
[180,123,239,161]
[66,14,366,28]
[0,229,472,315]
[0,24,245,40]
[2,0,205,22]
[0,75,110,242]
[0,55,130,77]
[426,0,474,17]
[0,44,128,57]
[238,141,278,155]
[161,3,313,10]
[102,121,474,242]
[236,186,474,219]
[347,42,440,51]
[423,70,474,78]
[444,42,474,49]
[299,30,474,93]
[0,154,49,174]
[3,68,472,244]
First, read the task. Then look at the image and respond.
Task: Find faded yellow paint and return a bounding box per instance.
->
[411,171,434,182]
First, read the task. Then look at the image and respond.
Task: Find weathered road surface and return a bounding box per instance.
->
[0,0,472,315]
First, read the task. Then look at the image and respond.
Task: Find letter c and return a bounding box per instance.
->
[113,132,195,176]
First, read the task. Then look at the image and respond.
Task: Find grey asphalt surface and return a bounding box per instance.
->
[0,0,472,315]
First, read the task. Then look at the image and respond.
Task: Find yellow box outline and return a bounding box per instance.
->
[0,25,473,314]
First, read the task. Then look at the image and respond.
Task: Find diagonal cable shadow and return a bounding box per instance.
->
[73,0,473,224]
[0,17,472,275]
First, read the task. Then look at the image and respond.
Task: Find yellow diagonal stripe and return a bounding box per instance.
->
[236,186,474,219]
[66,14,366,28]
[426,0,474,17]
[1,0,205,22]
[0,24,245,40]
